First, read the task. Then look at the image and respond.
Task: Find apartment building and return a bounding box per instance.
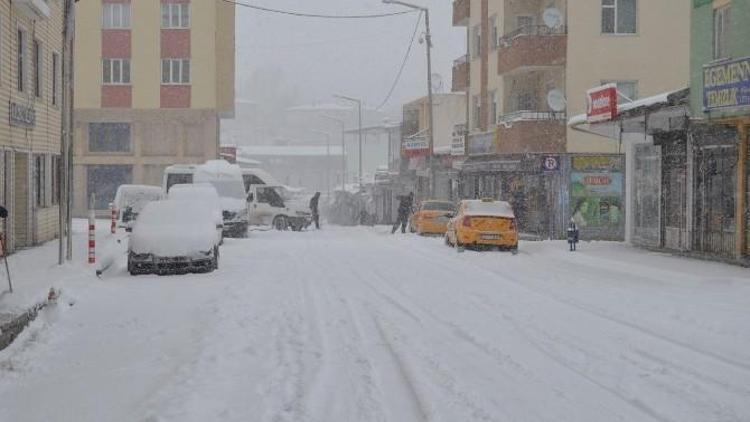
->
[566,0,690,153]
[73,0,235,216]
[0,0,65,253]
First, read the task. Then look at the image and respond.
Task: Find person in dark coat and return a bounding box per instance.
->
[0,205,7,219]
[309,192,321,229]
[391,192,414,234]
[567,218,579,251]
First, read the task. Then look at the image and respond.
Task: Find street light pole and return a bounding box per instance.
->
[333,95,363,190]
[383,0,435,197]
[61,0,76,263]
[311,130,332,198]
[322,115,347,190]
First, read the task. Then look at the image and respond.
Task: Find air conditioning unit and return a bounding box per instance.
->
[12,0,51,20]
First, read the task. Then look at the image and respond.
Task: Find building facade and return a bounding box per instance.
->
[690,0,749,262]
[73,0,235,216]
[0,0,65,253]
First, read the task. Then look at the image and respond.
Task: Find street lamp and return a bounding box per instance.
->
[311,130,332,199]
[383,0,435,197]
[321,114,347,190]
[333,94,363,190]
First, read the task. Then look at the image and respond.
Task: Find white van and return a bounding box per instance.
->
[240,167,282,192]
[163,161,249,238]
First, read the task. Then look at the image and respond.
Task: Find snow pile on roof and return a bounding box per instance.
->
[167,184,223,227]
[131,201,217,257]
[113,185,163,211]
[240,145,344,157]
[463,200,515,218]
[568,89,685,127]
[195,160,243,181]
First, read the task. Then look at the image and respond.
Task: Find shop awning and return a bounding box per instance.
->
[568,88,691,140]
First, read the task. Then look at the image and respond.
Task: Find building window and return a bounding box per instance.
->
[602,80,638,103]
[51,155,61,205]
[602,0,637,34]
[33,40,42,98]
[34,154,46,207]
[89,122,132,153]
[162,3,190,28]
[516,15,533,34]
[490,15,499,49]
[472,25,481,58]
[515,92,535,111]
[87,165,133,210]
[52,52,59,105]
[102,58,131,84]
[102,3,131,29]
[17,29,25,92]
[161,59,190,84]
[713,5,730,60]
[472,95,481,129]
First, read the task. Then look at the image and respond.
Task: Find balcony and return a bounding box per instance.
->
[12,0,50,19]
[494,111,566,154]
[452,0,469,26]
[497,25,566,75]
[452,55,469,92]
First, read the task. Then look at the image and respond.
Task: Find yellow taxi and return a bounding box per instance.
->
[409,200,456,235]
[445,199,518,252]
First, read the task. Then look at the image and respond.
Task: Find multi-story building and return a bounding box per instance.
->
[73,0,235,216]
[0,0,65,253]
[566,0,690,153]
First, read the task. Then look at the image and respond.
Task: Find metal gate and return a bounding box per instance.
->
[632,144,661,247]
[694,144,737,257]
[662,141,689,251]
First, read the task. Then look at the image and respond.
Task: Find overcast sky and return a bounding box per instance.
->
[235,0,466,117]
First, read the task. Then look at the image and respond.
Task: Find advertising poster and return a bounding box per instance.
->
[570,156,624,229]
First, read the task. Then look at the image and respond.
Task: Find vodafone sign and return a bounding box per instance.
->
[586,83,618,123]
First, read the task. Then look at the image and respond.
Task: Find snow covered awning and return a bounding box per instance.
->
[568,89,691,140]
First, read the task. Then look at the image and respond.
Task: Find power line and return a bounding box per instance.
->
[223,0,416,19]
[376,11,422,111]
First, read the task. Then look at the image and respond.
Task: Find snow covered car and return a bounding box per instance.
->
[445,199,518,252]
[128,201,221,275]
[409,200,455,235]
[167,183,225,242]
[163,160,250,238]
[113,185,164,232]
[247,184,312,231]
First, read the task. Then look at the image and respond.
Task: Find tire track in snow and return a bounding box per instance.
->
[364,233,749,421]
[383,235,750,374]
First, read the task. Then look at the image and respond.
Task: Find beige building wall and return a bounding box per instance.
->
[566,1,690,153]
[407,94,467,151]
[0,1,65,252]
[73,0,235,216]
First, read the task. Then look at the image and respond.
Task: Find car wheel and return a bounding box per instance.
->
[127,256,136,276]
[213,246,220,270]
[273,216,288,231]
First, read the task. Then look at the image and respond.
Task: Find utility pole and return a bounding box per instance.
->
[333,95,363,190]
[322,115,347,189]
[311,130,332,198]
[61,0,76,264]
[383,0,435,197]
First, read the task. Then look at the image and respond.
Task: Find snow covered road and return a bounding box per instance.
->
[1,226,749,422]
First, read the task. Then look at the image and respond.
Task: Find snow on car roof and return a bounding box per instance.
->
[195,160,243,181]
[463,200,515,218]
[168,183,220,201]
[113,185,163,209]
[131,201,218,256]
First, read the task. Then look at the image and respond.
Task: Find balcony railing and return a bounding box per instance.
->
[497,110,566,126]
[499,25,567,45]
[452,0,470,26]
[497,26,567,74]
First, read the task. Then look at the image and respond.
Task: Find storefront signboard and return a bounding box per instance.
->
[570,155,624,230]
[403,136,429,157]
[9,102,36,128]
[586,84,618,123]
[703,56,750,112]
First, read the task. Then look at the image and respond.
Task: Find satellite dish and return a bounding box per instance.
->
[547,89,567,112]
[543,8,564,29]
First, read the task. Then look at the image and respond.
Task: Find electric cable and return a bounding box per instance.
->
[223,0,416,19]
[376,11,422,111]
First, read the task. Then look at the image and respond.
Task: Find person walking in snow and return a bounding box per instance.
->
[309,192,321,229]
[391,192,414,234]
[567,218,579,251]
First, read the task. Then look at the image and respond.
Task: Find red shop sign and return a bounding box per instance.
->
[586,83,618,123]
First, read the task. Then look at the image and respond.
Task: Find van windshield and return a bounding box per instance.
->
[210,181,247,199]
[166,174,193,192]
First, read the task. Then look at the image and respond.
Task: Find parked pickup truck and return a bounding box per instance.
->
[246,184,312,231]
